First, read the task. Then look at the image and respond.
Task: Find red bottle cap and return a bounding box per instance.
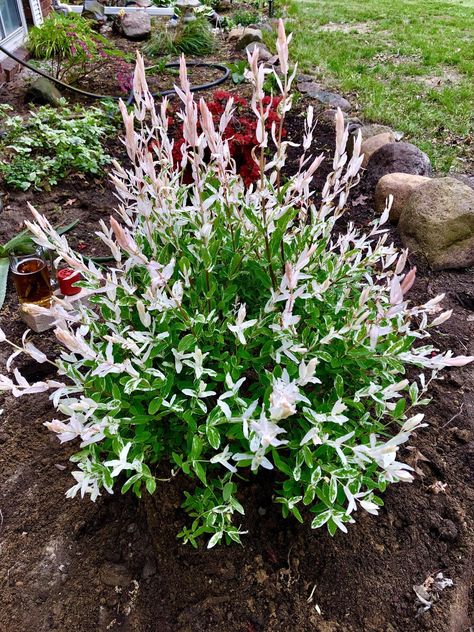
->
[58,268,82,296]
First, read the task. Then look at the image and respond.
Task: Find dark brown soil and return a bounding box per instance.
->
[0,46,473,632]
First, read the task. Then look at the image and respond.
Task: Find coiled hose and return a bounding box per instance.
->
[0,42,230,103]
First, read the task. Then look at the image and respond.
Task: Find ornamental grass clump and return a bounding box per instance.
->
[1,21,472,547]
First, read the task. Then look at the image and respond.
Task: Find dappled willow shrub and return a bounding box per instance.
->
[1,22,471,548]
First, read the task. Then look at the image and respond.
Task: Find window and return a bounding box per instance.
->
[0,0,24,40]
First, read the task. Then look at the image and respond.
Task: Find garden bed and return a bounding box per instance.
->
[0,102,473,631]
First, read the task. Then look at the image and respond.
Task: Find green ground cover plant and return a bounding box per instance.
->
[0,103,116,190]
[0,25,471,549]
[286,0,474,172]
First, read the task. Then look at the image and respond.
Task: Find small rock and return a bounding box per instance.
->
[245,42,272,62]
[321,110,361,131]
[361,132,397,167]
[320,109,348,125]
[141,558,157,579]
[438,518,459,542]
[374,172,431,222]
[219,561,236,580]
[453,174,474,190]
[99,562,133,587]
[228,26,245,39]
[365,141,432,189]
[0,431,8,444]
[26,78,63,107]
[260,22,275,33]
[175,0,200,8]
[451,427,471,443]
[398,177,474,270]
[83,0,106,24]
[359,123,395,140]
[255,568,269,584]
[297,82,351,111]
[229,27,263,50]
[296,73,314,83]
[121,11,151,40]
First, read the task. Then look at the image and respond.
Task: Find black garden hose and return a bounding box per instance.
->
[0,43,230,103]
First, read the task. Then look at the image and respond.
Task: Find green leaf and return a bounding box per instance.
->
[329,476,338,504]
[0,257,9,311]
[193,461,207,485]
[191,434,203,459]
[148,397,162,415]
[121,473,142,494]
[178,334,195,353]
[172,452,183,467]
[146,477,157,494]
[271,449,293,477]
[223,481,233,501]
[393,397,406,419]
[206,425,220,450]
[56,218,80,236]
[311,466,322,485]
[291,506,304,523]
[335,374,344,398]
[230,497,245,514]
[303,486,316,506]
[302,445,313,468]
[207,531,223,549]
[311,510,331,529]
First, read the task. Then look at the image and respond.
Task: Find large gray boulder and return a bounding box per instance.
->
[453,174,474,190]
[245,42,273,62]
[365,141,432,189]
[83,0,106,24]
[121,11,151,40]
[229,27,263,50]
[361,132,396,167]
[297,82,351,111]
[398,177,474,270]
[26,78,63,106]
[359,123,394,141]
[374,173,431,223]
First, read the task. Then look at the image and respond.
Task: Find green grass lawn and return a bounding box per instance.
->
[286,0,474,172]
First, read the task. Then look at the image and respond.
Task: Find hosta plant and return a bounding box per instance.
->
[1,21,472,548]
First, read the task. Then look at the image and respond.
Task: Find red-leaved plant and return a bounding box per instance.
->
[169,91,285,186]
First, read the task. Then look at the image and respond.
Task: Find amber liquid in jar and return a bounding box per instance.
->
[11,257,52,307]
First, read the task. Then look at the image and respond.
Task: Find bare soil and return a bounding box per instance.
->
[0,57,473,632]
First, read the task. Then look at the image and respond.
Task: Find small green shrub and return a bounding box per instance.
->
[145,17,214,57]
[27,13,125,83]
[232,10,260,26]
[0,103,116,190]
[227,60,248,84]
